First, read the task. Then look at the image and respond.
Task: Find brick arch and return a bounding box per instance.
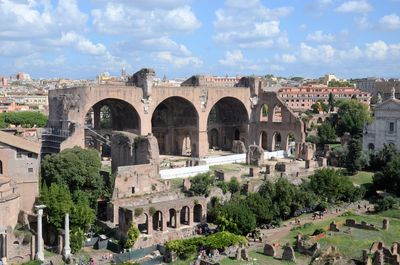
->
[87,98,141,132]
[206,96,250,151]
[151,96,199,156]
[205,96,250,123]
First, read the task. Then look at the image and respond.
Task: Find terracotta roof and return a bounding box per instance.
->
[0,131,40,154]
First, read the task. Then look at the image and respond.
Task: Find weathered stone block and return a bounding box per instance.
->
[263,243,276,257]
[383,218,389,230]
[232,140,246,154]
[282,244,296,262]
[246,145,264,166]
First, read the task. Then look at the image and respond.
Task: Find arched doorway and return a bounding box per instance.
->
[84,98,140,157]
[180,206,190,226]
[260,132,268,150]
[168,209,177,228]
[272,132,282,151]
[137,213,149,234]
[209,128,219,149]
[207,97,249,151]
[152,97,199,156]
[193,204,202,223]
[286,133,296,156]
[152,211,163,231]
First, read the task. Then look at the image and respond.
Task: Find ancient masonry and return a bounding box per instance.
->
[43,68,306,158]
[41,68,310,248]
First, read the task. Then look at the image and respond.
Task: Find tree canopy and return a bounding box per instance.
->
[317,121,337,144]
[41,146,104,208]
[336,99,371,137]
[0,111,47,128]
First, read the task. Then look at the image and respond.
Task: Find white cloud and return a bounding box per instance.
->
[354,15,371,29]
[306,30,335,42]
[53,32,107,56]
[379,14,400,30]
[213,1,292,49]
[0,0,87,38]
[300,43,335,63]
[338,46,363,60]
[275,54,297,63]
[155,51,202,68]
[219,50,245,66]
[365,40,389,60]
[335,0,372,13]
[91,3,200,36]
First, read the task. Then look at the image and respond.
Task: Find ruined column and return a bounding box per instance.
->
[93,105,101,130]
[175,211,181,229]
[147,214,153,235]
[0,233,7,259]
[63,213,71,259]
[35,205,46,261]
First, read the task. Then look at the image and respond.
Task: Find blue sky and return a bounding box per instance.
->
[0,0,399,79]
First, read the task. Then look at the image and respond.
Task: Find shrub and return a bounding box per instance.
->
[134,208,143,217]
[216,181,228,194]
[227,177,240,194]
[125,222,140,249]
[189,172,214,196]
[374,196,399,212]
[149,207,156,216]
[312,228,325,236]
[165,231,247,258]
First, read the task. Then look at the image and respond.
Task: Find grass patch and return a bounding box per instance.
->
[220,250,310,265]
[379,209,400,220]
[210,164,242,172]
[284,212,400,259]
[348,171,374,185]
[168,178,184,190]
[21,261,42,265]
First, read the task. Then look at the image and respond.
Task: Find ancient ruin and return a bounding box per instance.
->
[44,69,305,158]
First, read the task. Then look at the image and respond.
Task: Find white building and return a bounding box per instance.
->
[363,89,400,151]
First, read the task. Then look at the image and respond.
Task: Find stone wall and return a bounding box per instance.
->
[111,132,159,173]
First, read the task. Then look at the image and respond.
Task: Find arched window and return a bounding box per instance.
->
[260,104,269,122]
[0,160,2,174]
[272,105,282,122]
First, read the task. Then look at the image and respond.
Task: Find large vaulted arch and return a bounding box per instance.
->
[84,98,141,157]
[151,96,199,156]
[207,97,249,151]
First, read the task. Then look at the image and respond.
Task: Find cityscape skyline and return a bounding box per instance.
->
[0,0,400,79]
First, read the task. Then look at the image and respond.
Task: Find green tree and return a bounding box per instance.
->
[40,183,74,229]
[308,168,363,203]
[217,201,256,236]
[1,111,47,127]
[244,193,273,225]
[125,222,140,249]
[369,144,399,171]
[189,172,214,196]
[41,146,104,208]
[317,121,337,144]
[336,99,372,137]
[311,100,329,113]
[345,137,362,174]
[328,92,335,112]
[373,156,400,196]
[374,196,399,212]
[70,228,85,253]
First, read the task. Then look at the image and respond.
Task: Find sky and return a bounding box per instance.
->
[0,0,399,79]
